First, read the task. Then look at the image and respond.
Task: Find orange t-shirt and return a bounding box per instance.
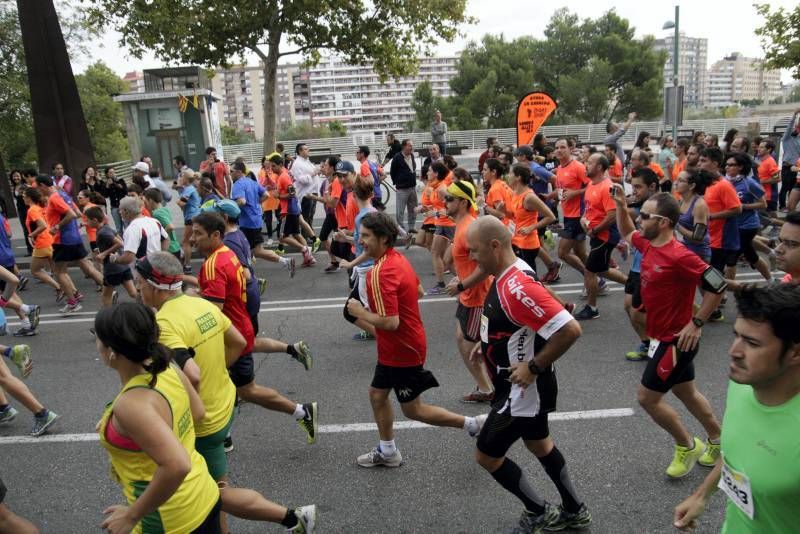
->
[331,179,347,228]
[608,159,623,181]
[757,155,779,201]
[555,160,589,218]
[672,158,686,178]
[276,169,293,215]
[705,178,742,249]
[25,204,54,249]
[81,202,99,242]
[432,182,455,227]
[258,168,280,211]
[452,214,492,307]
[487,179,514,225]
[344,193,358,231]
[511,189,541,250]
[648,162,665,179]
[420,184,436,226]
[584,178,617,242]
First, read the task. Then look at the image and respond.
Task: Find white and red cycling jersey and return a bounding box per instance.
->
[480,258,573,417]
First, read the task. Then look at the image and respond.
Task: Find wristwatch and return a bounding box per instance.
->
[527,360,545,375]
[456,282,465,293]
[691,317,705,328]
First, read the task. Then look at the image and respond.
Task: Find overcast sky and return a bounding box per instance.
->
[75,0,796,84]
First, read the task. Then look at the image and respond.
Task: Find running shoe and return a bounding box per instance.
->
[698,440,721,467]
[544,229,555,249]
[183,264,193,275]
[356,446,403,468]
[17,276,29,291]
[598,277,608,293]
[510,504,560,534]
[12,326,37,337]
[302,256,317,268]
[275,247,286,256]
[111,290,119,305]
[287,257,297,278]
[28,304,40,330]
[287,504,317,533]
[562,302,576,315]
[297,402,318,445]
[666,437,705,478]
[30,410,59,437]
[708,309,724,322]
[0,406,18,424]
[461,389,494,404]
[74,291,85,303]
[542,261,562,283]
[468,413,489,438]
[258,278,268,296]
[404,233,414,249]
[324,263,340,274]
[55,288,65,303]
[311,237,321,254]
[59,300,83,315]
[625,341,649,362]
[544,503,592,531]
[292,341,313,371]
[223,436,234,453]
[574,305,599,320]
[426,285,446,296]
[352,330,375,341]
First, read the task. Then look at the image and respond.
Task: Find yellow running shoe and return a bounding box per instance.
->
[666,437,705,478]
[698,440,721,467]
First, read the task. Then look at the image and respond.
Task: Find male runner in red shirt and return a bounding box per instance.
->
[553,138,590,277]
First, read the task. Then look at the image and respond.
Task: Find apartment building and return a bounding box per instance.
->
[707,53,782,107]
[654,33,708,108]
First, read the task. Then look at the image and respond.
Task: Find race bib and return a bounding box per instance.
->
[719,457,754,520]
[480,314,489,343]
[648,339,660,360]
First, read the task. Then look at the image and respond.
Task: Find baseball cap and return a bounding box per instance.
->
[131,161,149,173]
[335,160,355,174]
[200,198,241,219]
[446,180,477,211]
[513,145,534,159]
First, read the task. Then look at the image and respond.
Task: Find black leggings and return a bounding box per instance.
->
[738,227,760,267]
[263,210,281,238]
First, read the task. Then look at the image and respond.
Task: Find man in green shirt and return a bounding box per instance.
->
[143,189,181,258]
[674,283,800,532]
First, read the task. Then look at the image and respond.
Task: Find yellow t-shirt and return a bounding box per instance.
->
[99,365,219,533]
[156,294,235,437]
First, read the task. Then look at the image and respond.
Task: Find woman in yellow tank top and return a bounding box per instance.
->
[95,302,221,533]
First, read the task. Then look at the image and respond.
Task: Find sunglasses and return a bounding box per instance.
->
[444,195,457,202]
[639,211,669,221]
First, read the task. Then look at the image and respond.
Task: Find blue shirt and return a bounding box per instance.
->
[180,185,201,222]
[730,175,764,230]
[231,177,266,230]
[0,215,15,268]
[55,190,82,245]
[366,161,382,200]
[223,229,260,319]
[354,206,377,268]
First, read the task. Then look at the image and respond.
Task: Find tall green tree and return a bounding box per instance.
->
[87,0,473,151]
[0,2,35,169]
[410,81,447,131]
[75,62,129,163]
[755,4,800,80]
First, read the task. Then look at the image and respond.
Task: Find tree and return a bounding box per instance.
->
[87,1,473,153]
[75,62,129,163]
[221,125,256,145]
[410,81,446,131]
[276,121,347,142]
[755,4,800,80]
[0,3,35,170]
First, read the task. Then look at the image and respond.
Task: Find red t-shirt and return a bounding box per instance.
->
[584,177,616,242]
[631,232,708,342]
[608,159,623,180]
[555,160,589,218]
[705,178,741,249]
[486,179,513,225]
[452,214,492,307]
[199,244,254,354]
[757,155,779,201]
[366,248,426,367]
[330,179,347,228]
[276,169,293,215]
[200,160,229,196]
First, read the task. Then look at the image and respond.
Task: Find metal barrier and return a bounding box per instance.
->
[97,159,133,183]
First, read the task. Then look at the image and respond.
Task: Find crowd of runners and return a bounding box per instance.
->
[0,109,799,532]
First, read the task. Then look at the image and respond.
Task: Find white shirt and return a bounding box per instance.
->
[290,156,319,199]
[123,216,169,259]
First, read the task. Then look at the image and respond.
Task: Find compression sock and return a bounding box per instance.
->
[280,509,299,529]
[491,458,546,514]
[286,344,298,358]
[538,446,582,513]
[292,404,306,420]
[379,440,397,456]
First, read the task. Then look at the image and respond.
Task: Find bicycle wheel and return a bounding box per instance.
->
[380,182,392,205]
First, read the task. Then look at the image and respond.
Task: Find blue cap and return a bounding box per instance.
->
[335,160,355,174]
[200,198,241,219]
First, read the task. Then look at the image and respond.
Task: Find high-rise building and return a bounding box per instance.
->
[654,33,708,108]
[706,53,783,108]
[306,56,458,133]
[122,71,145,93]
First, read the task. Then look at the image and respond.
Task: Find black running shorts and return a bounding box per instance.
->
[53,243,88,263]
[476,409,550,458]
[319,213,338,242]
[624,271,642,309]
[370,364,439,403]
[585,237,616,274]
[241,227,264,249]
[641,341,698,393]
[455,303,482,343]
[228,353,255,388]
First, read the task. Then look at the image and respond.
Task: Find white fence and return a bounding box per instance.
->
[222,116,793,165]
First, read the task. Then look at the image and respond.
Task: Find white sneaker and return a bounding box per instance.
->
[356,446,402,468]
[469,413,489,438]
[287,504,316,533]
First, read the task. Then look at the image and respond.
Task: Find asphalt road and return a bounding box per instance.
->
[0,227,770,533]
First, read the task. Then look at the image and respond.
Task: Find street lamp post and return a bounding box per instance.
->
[663,6,680,140]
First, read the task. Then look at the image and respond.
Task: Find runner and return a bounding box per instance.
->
[345,211,486,467]
[357,145,386,211]
[190,213,318,445]
[441,179,495,403]
[22,187,61,298]
[675,170,712,262]
[272,155,316,266]
[507,165,556,278]
[465,215,590,533]
[85,207,137,308]
[407,170,436,251]
[0,211,40,336]
[553,139,589,277]
[136,253,317,533]
[612,188,725,478]
[143,189,181,260]
[674,283,800,532]
[112,197,169,267]
[775,211,800,284]
[574,153,627,320]
[330,161,357,267]
[755,139,780,217]
[426,162,455,295]
[306,157,341,272]
[175,169,201,274]
[0,343,58,437]
[482,159,513,226]
[289,144,321,249]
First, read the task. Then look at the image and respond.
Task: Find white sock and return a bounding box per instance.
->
[292,404,306,420]
[279,257,290,265]
[21,304,31,314]
[463,416,478,435]
[379,440,397,456]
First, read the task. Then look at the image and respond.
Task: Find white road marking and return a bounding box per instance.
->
[0,408,635,445]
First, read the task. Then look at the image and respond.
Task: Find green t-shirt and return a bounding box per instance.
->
[152,206,181,254]
[720,380,800,533]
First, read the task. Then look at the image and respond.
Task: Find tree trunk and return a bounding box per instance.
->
[252,29,281,155]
